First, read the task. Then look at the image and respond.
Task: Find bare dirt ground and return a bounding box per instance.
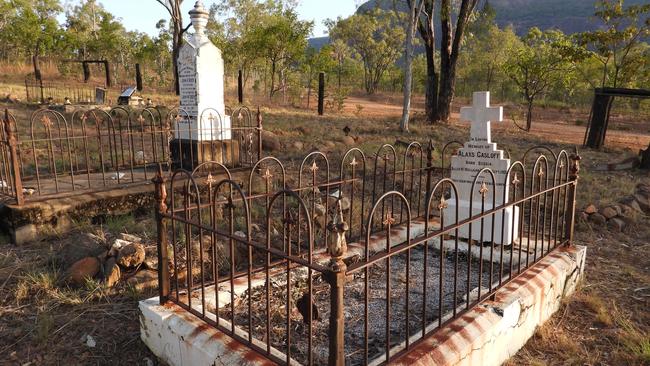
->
[1,91,649,365]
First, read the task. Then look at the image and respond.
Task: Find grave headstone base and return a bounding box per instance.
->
[447,199,520,245]
[170,139,240,169]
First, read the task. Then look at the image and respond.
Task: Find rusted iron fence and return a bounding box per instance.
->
[0,107,261,205]
[152,142,580,365]
[24,78,109,105]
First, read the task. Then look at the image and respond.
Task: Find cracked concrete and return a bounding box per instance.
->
[391,245,586,366]
[139,244,585,366]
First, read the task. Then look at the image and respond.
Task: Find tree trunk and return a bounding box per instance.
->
[424,46,439,123]
[171,19,183,95]
[337,58,342,91]
[400,2,421,132]
[436,0,478,122]
[269,60,276,99]
[307,73,312,109]
[526,98,533,131]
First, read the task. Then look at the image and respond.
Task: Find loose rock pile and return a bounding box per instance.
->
[60,233,157,289]
[582,183,649,232]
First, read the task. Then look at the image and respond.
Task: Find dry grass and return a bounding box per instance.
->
[0,233,157,365]
[0,89,649,365]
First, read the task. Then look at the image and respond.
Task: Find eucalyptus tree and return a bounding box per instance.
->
[576,0,650,88]
[329,9,405,95]
[399,0,426,132]
[505,28,574,131]
[154,0,186,94]
[1,0,63,78]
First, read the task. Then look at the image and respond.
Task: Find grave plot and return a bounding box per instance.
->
[146,132,578,365]
[219,242,501,365]
[0,105,260,243]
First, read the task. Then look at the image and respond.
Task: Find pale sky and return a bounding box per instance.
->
[62,0,361,38]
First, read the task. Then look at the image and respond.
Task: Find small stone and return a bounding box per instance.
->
[599,206,618,220]
[134,151,145,165]
[293,141,304,150]
[84,334,96,348]
[583,204,597,214]
[633,193,650,213]
[66,257,100,286]
[110,238,131,255]
[636,183,650,196]
[588,213,607,225]
[118,233,142,243]
[341,136,355,146]
[607,217,626,232]
[339,197,351,211]
[103,257,121,287]
[143,250,158,271]
[126,269,158,292]
[262,130,281,151]
[55,233,106,269]
[324,141,336,149]
[116,243,146,268]
[619,196,642,213]
[313,203,326,218]
[618,204,638,219]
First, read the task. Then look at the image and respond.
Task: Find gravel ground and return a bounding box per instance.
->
[220,242,504,365]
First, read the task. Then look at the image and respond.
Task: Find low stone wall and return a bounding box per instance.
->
[139,244,586,366]
[391,245,586,366]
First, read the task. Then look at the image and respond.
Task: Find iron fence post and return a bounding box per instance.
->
[565,150,581,246]
[325,214,348,366]
[325,261,346,366]
[153,166,170,304]
[256,107,263,161]
[24,79,30,102]
[4,110,24,206]
[425,140,434,213]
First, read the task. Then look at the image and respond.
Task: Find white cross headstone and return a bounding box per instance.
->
[460,92,503,144]
[445,91,519,245]
[175,1,231,141]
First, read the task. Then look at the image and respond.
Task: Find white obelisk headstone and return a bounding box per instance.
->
[175,1,231,141]
[445,91,519,245]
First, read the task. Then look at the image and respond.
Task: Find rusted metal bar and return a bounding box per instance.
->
[325,260,346,366]
[153,166,169,304]
[4,110,24,205]
[564,150,581,246]
[256,107,263,161]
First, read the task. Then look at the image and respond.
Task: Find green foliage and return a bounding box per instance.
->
[0,0,62,60]
[575,0,650,88]
[460,6,519,91]
[504,28,576,130]
[328,9,405,95]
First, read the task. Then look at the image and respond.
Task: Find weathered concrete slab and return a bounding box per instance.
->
[139,298,289,366]
[390,245,586,366]
[140,234,585,366]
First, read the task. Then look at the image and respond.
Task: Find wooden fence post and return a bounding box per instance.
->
[4,110,23,206]
[318,72,325,116]
[238,70,244,104]
[564,149,581,245]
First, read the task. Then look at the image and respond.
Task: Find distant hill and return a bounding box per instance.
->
[309,0,647,49]
[357,0,648,36]
[307,36,330,50]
